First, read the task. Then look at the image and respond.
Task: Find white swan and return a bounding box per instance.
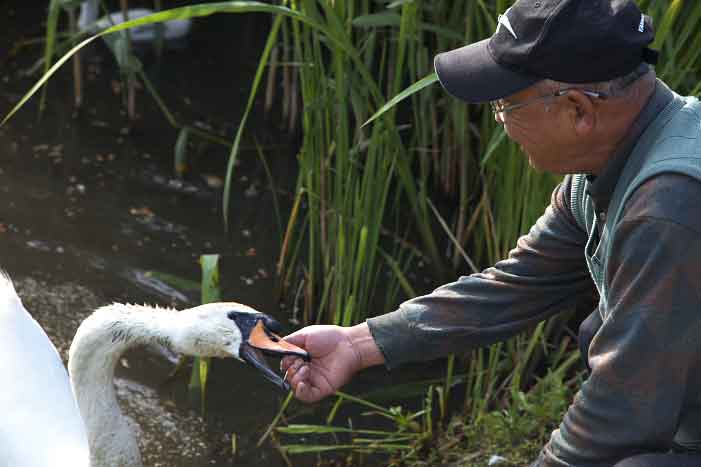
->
[77,0,192,45]
[0,271,307,467]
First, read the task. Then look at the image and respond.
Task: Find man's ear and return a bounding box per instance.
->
[567,90,595,136]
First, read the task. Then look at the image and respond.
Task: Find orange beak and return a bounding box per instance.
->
[239,320,309,391]
[247,320,309,360]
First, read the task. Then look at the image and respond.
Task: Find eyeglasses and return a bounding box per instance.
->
[490,88,608,116]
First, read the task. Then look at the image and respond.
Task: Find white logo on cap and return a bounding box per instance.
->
[497,6,518,40]
[638,14,645,32]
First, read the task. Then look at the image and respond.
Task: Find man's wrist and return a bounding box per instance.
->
[346,322,385,370]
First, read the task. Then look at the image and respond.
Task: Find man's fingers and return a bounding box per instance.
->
[285,360,309,390]
[281,329,308,347]
[280,355,298,372]
[288,365,333,403]
[295,381,324,403]
[289,364,309,388]
[281,358,305,385]
[295,381,310,401]
[285,363,324,403]
[280,355,305,373]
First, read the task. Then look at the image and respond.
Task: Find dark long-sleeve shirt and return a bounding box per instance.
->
[367,80,701,466]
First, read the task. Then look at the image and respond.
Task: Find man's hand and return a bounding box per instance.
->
[280,323,385,403]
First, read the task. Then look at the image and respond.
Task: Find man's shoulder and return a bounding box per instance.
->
[623,173,701,234]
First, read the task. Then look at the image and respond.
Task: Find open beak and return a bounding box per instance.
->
[240,320,309,391]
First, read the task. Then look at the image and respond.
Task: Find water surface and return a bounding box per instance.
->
[2,4,301,465]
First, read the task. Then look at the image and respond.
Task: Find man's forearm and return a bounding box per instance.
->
[347,322,386,370]
[364,181,593,370]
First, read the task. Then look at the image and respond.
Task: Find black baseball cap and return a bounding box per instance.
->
[434,0,658,103]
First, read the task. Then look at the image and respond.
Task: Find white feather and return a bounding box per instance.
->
[0,273,89,467]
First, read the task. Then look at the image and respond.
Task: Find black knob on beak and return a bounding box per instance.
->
[263,316,283,334]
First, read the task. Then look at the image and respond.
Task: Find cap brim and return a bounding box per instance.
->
[434,38,539,104]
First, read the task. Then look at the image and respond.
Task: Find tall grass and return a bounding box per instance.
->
[267,0,701,463]
[263,0,562,327]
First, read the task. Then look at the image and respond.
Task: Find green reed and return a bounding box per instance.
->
[271,0,701,462]
[188,254,221,414]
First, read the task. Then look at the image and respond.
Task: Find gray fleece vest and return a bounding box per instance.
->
[570,92,701,320]
[570,92,701,450]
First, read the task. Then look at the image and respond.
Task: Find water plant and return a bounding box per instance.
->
[188,254,221,414]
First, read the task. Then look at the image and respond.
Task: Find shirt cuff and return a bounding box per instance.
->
[366,309,418,370]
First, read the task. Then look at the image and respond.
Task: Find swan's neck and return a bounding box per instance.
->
[68,304,180,467]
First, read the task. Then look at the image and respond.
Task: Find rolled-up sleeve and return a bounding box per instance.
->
[367,177,593,369]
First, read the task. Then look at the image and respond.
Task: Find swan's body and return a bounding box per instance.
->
[0,272,307,467]
[0,275,89,466]
[78,0,192,45]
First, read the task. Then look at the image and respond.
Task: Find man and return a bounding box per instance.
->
[281,1,701,466]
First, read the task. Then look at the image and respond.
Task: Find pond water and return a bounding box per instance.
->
[1,4,305,466]
[1,3,437,466]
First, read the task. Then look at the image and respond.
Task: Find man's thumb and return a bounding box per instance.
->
[281,328,308,347]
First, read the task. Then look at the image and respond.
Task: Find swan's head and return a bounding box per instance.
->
[174,302,308,390]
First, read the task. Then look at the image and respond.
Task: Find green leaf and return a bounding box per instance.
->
[652,0,683,50]
[480,125,507,166]
[379,249,417,297]
[427,199,478,273]
[199,254,221,304]
[188,254,220,414]
[40,0,62,115]
[100,32,144,74]
[223,13,283,229]
[281,445,359,454]
[281,443,411,454]
[362,72,438,128]
[257,390,294,447]
[387,0,415,8]
[174,126,191,177]
[352,12,401,28]
[144,270,199,292]
[198,356,210,413]
[277,425,399,435]
[419,23,465,42]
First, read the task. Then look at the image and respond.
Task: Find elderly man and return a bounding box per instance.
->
[281,1,701,466]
